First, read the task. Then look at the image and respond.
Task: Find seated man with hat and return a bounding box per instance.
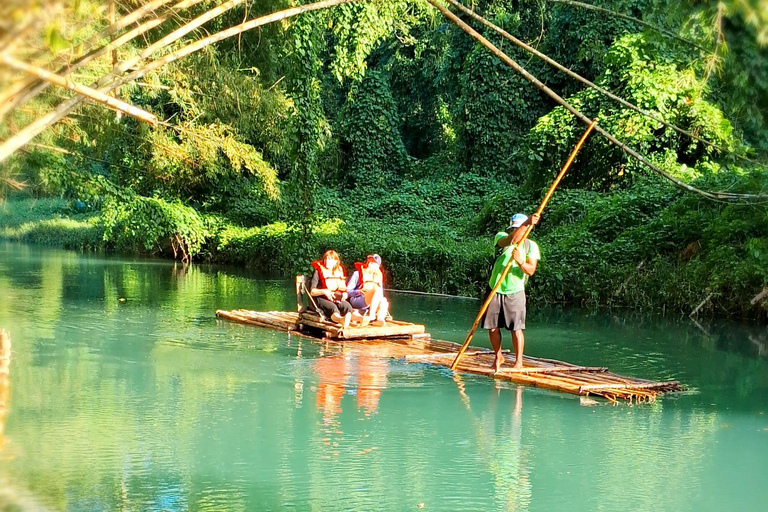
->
[347,254,390,327]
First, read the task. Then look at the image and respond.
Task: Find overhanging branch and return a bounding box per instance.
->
[1,54,157,125]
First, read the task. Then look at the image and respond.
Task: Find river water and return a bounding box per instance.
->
[0,241,766,511]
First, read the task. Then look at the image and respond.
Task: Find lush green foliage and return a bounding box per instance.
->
[341,71,410,186]
[100,196,209,259]
[0,198,102,250]
[4,0,768,318]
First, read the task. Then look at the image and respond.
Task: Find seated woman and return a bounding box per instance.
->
[309,250,364,330]
[347,254,389,327]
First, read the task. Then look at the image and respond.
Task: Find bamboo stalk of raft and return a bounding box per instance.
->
[215,309,684,402]
[216,309,298,331]
[420,351,678,400]
[408,359,607,375]
[296,312,426,339]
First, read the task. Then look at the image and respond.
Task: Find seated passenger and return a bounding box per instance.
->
[347,254,390,327]
[309,250,364,330]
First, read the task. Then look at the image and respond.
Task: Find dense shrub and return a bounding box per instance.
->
[100,197,209,261]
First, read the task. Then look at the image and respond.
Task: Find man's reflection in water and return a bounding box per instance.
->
[0,330,10,452]
[454,375,531,511]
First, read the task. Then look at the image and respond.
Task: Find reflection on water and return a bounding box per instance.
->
[357,354,388,416]
[0,242,767,511]
[0,331,8,452]
[311,345,392,462]
[455,375,530,512]
[312,343,392,424]
[315,354,349,423]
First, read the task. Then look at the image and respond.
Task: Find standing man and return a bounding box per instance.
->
[482,213,540,372]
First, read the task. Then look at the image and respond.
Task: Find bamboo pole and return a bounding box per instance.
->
[499,365,607,374]
[85,0,178,46]
[0,0,351,164]
[445,0,755,164]
[578,381,680,393]
[110,0,357,90]
[109,0,121,120]
[1,0,227,117]
[0,0,186,117]
[415,356,608,374]
[216,310,296,330]
[422,0,768,203]
[451,119,598,370]
[0,54,158,125]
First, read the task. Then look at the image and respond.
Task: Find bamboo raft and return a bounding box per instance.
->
[215,308,684,404]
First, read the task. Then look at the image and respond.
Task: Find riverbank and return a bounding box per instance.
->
[3,192,766,320]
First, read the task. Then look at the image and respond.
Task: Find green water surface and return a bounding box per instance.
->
[0,242,766,511]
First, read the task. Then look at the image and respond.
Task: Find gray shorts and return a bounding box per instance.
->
[481,291,526,331]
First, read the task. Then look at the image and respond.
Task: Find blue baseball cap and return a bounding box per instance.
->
[507,213,528,230]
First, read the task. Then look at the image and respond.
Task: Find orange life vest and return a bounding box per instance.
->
[311,260,347,292]
[354,262,383,291]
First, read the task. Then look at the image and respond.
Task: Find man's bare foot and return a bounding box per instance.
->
[512,360,523,370]
[493,355,505,374]
[371,319,385,327]
[359,316,370,327]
